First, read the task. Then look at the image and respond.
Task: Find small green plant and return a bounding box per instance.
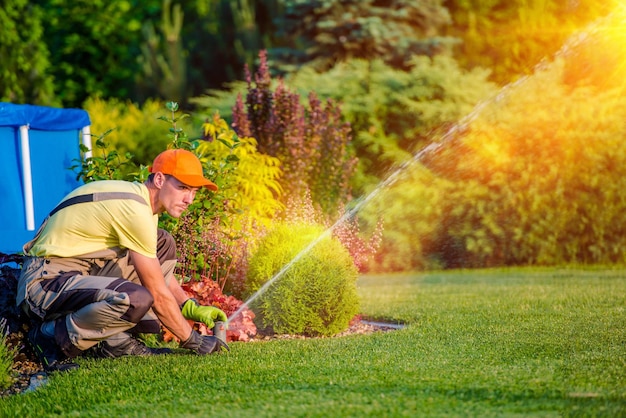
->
[0,319,16,391]
[157,101,194,150]
[246,223,360,337]
[71,129,142,183]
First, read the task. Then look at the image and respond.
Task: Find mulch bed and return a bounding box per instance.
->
[1,330,43,397]
[252,318,400,341]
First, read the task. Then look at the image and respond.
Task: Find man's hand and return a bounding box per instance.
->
[181,330,229,354]
[181,298,228,329]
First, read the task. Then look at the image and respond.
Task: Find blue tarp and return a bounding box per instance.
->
[0,102,90,254]
[0,102,90,131]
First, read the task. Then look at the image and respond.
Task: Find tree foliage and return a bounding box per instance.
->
[286,56,497,192]
[3,0,618,109]
[443,0,618,85]
[136,0,187,104]
[367,10,626,270]
[4,0,276,107]
[33,0,158,107]
[271,0,456,72]
[0,0,55,104]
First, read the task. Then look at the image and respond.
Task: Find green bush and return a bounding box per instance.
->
[246,223,360,337]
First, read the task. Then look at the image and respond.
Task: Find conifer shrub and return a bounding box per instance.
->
[246,223,360,337]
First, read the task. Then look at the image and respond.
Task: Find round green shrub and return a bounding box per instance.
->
[246,223,360,337]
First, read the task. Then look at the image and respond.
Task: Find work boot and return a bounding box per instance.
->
[28,325,79,372]
[94,333,172,358]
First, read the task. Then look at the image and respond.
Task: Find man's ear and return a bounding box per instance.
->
[153,172,167,188]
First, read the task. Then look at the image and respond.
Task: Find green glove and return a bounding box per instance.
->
[181,298,228,329]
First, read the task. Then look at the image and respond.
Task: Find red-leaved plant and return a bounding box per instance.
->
[162,276,257,343]
[183,277,256,342]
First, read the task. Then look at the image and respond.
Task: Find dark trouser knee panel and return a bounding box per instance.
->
[107,279,155,324]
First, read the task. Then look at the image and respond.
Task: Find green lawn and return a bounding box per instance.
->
[1,267,625,417]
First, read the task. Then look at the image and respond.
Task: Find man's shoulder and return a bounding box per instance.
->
[67,180,146,197]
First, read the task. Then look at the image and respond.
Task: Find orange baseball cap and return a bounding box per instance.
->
[149,149,218,191]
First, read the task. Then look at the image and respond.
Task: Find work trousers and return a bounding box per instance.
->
[18,229,177,358]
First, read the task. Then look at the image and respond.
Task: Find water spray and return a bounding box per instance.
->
[227,141,443,324]
[226,88,508,325]
[226,10,621,326]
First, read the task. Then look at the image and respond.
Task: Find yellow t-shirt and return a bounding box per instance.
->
[28,180,158,258]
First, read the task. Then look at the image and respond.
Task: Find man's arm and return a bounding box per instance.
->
[167,274,192,307]
[129,250,192,341]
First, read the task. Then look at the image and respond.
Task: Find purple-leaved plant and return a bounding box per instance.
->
[232,50,357,218]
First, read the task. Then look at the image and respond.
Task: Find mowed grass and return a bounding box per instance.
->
[1,267,625,417]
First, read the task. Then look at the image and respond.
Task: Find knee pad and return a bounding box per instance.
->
[115,282,154,324]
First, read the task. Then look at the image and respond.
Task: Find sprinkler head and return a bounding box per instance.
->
[212,321,227,343]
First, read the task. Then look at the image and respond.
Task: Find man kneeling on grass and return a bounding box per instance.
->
[16,149,229,372]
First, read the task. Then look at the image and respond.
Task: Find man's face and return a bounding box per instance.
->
[158,174,200,218]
